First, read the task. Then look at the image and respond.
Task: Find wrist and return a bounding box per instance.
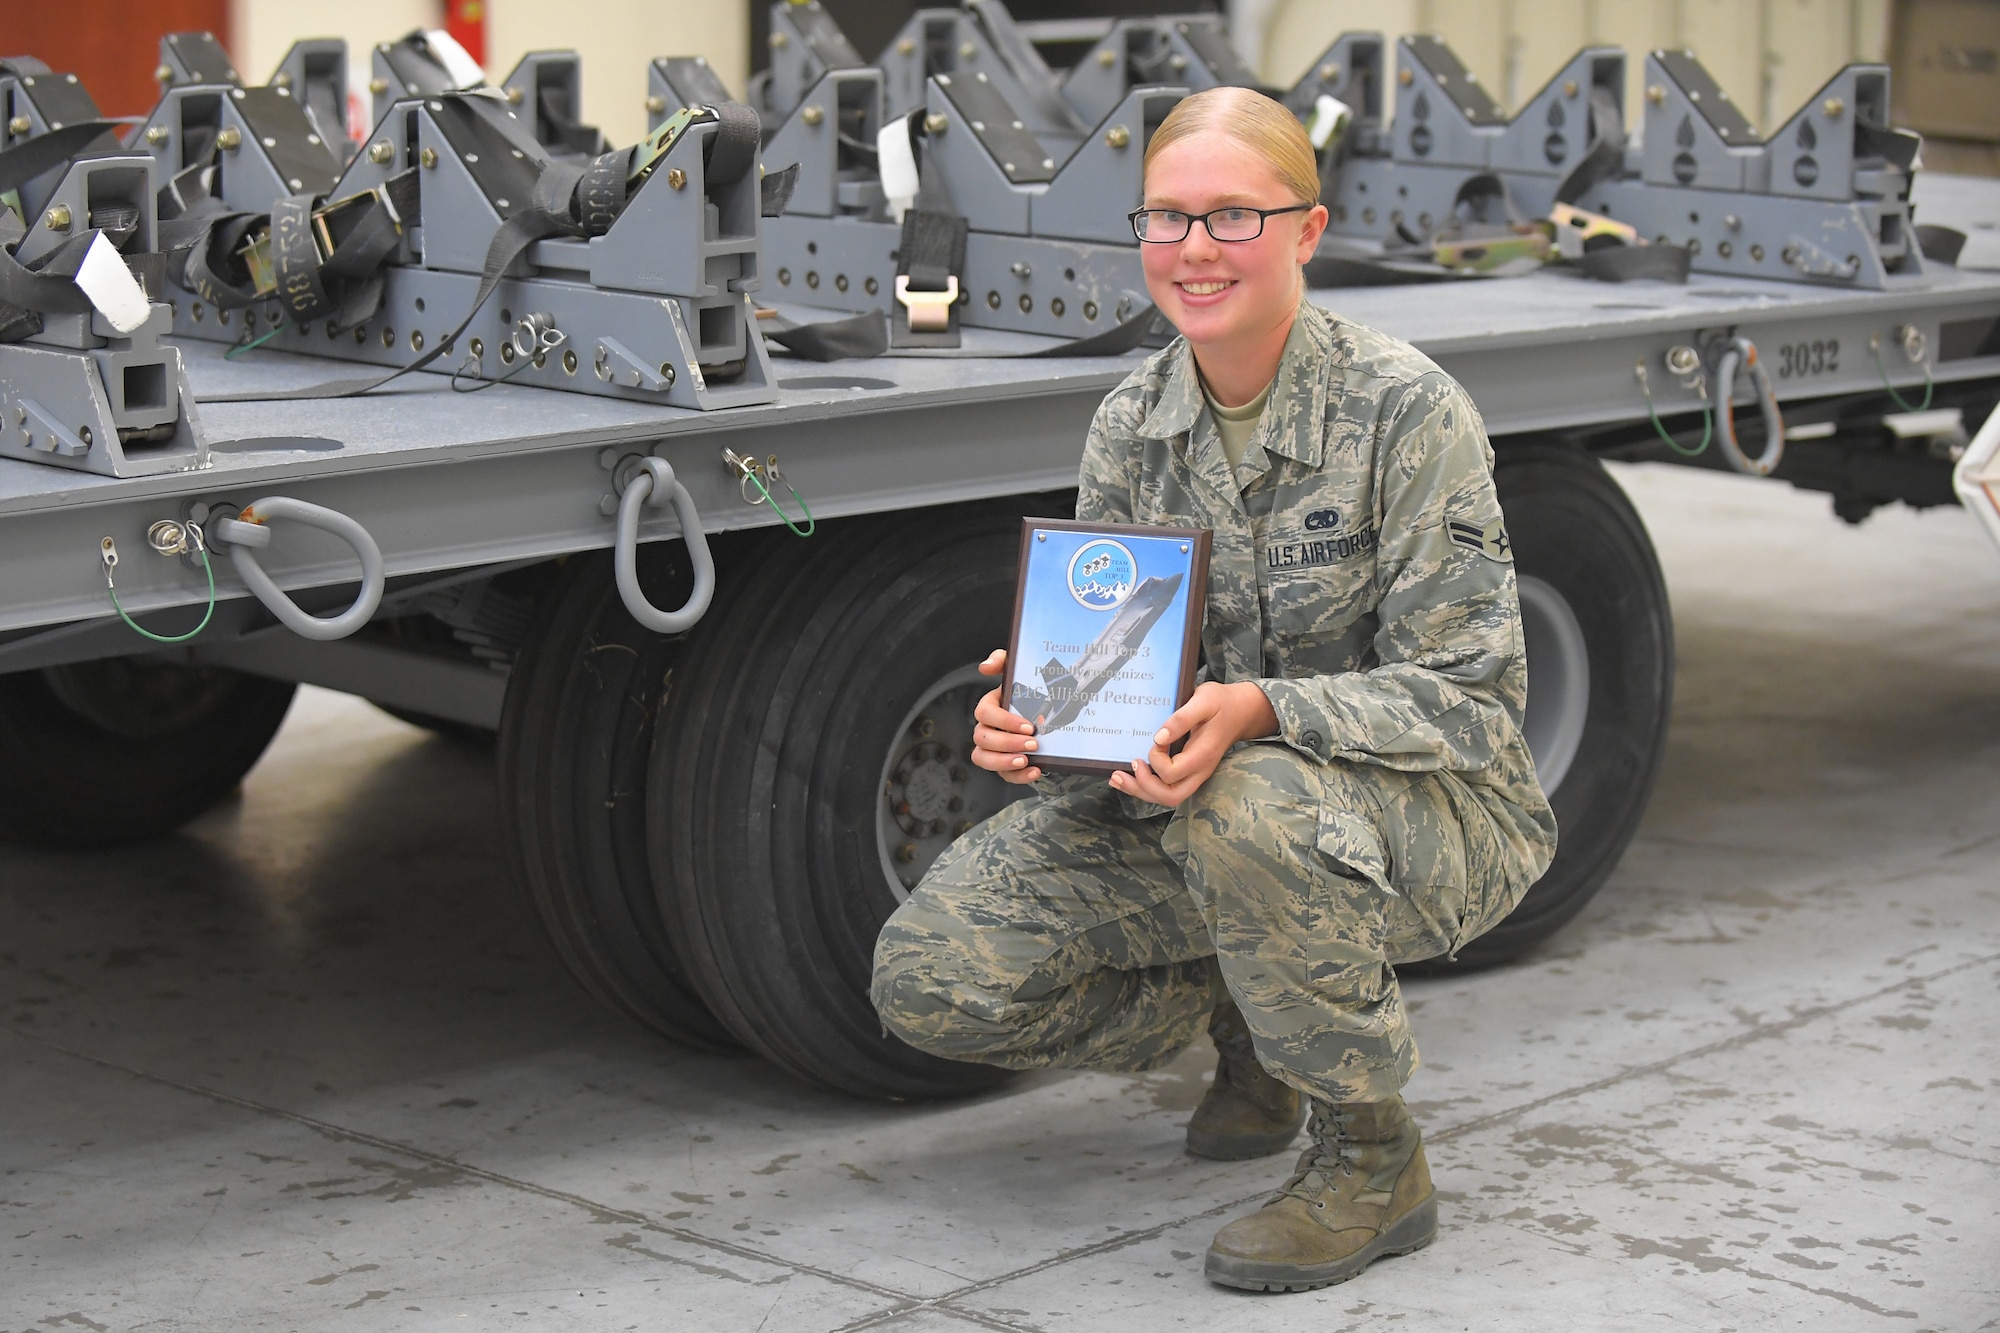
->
[1229,681,1280,742]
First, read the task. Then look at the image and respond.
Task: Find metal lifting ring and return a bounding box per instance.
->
[1713,335,1787,477]
[613,456,716,634]
[206,496,386,641]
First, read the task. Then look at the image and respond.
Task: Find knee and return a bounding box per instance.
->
[1180,744,1319,871]
[870,892,1028,1060]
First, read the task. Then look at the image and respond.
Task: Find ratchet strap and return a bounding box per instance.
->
[760,299,1166,363]
[204,101,766,403]
[890,206,967,347]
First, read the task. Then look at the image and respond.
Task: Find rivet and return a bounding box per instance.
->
[1105,124,1130,149]
[154,64,174,84]
[1823,96,1845,117]
[144,125,169,145]
[382,327,396,347]
[1097,48,1116,67]
[215,127,241,151]
[1646,84,1665,105]
[802,104,825,127]
[667,167,687,189]
[770,31,788,48]
[1320,63,1340,82]
[897,38,916,56]
[410,330,425,351]
[1750,243,1765,261]
[960,42,976,59]
[924,112,948,134]
[44,203,71,231]
[864,276,878,295]
[368,140,394,164]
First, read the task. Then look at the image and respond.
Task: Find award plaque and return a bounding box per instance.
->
[1003,518,1211,774]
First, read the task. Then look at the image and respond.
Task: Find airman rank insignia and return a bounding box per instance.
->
[1447,517,1512,561]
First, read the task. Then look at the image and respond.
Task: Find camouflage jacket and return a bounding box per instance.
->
[1077,300,1556,875]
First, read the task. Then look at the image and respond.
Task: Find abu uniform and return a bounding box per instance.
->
[871,298,1557,1288]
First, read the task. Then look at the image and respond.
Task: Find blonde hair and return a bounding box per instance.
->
[1143,86,1320,204]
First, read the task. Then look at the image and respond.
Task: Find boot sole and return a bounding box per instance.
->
[1203,1196,1438,1293]
[1184,1107,1310,1161]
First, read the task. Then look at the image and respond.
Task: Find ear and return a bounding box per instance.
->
[1294,203,1329,264]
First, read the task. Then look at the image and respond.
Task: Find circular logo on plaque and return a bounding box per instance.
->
[1066,539,1136,610]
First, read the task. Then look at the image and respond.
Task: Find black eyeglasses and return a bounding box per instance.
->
[1128,203,1314,244]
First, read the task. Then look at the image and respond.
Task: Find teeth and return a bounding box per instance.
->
[1180,281,1231,295]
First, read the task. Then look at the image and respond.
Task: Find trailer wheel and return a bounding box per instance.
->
[647,510,1026,1099]
[1439,443,1674,967]
[496,549,737,1050]
[0,659,296,847]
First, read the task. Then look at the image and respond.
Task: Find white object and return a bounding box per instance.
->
[1307,94,1351,150]
[1953,401,2000,560]
[73,232,150,334]
[877,116,920,224]
[422,29,487,90]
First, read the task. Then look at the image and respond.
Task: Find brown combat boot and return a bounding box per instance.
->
[1204,1095,1438,1291]
[1184,996,1307,1160]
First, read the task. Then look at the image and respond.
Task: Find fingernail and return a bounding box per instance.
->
[1013,756,1025,767]
[1024,741,1037,751]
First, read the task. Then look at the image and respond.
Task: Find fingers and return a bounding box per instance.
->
[978,648,1007,678]
[1152,683,1225,751]
[972,687,1036,737]
[972,720,1039,756]
[1110,757,1201,808]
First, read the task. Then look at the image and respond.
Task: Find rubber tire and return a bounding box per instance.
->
[645,508,1025,1100]
[0,659,296,847]
[496,547,738,1051]
[1430,443,1674,967]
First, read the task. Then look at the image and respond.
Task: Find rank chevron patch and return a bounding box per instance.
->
[1447,518,1512,561]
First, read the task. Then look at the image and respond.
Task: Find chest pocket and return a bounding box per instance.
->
[1256,477,1378,655]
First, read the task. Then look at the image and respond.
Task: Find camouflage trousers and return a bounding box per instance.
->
[871,742,1527,1105]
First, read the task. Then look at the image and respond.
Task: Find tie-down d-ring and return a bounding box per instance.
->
[1713,335,1787,477]
[614,456,716,634]
[205,496,386,641]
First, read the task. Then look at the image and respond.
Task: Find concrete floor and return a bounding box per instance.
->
[4,462,1998,1332]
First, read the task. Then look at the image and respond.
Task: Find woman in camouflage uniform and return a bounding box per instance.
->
[870,86,1557,1292]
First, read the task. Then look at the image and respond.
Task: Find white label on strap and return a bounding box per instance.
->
[74,232,151,334]
[877,116,920,224]
[422,29,488,90]
[1307,94,1353,150]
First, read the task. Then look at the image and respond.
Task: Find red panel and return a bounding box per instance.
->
[444,0,486,69]
[1,0,233,118]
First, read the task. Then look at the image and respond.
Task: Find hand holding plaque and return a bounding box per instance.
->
[1001,518,1211,776]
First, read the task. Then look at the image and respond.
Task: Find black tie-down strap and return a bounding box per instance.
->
[203,103,763,403]
[890,207,968,348]
[761,300,1167,363]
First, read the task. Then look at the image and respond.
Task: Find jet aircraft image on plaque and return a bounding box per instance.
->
[1003,518,1211,773]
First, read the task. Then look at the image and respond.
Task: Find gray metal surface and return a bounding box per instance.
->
[2,175,1996,646]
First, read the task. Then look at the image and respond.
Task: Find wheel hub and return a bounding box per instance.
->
[1517,574,1591,797]
[878,665,1021,900]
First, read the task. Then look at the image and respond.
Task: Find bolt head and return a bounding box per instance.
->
[1097,48,1116,67]
[44,203,72,231]
[1399,67,1413,87]
[1321,63,1341,82]
[272,71,292,88]
[154,64,174,84]
[895,842,917,863]
[8,115,32,135]
[960,42,976,59]
[1646,84,1665,105]
[1823,96,1845,118]
[420,146,437,168]
[770,30,788,48]
[897,38,916,56]
[924,112,948,135]
[1563,79,1578,97]
[368,77,389,95]
[1105,124,1130,149]
[646,94,667,113]
[504,86,524,106]
[215,127,241,151]
[802,104,825,127]
[667,167,687,189]
[368,140,394,164]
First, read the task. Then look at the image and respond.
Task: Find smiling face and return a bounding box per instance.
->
[1138,130,1328,363]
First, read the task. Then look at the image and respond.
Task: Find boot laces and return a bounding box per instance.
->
[1278,1107,1357,1204]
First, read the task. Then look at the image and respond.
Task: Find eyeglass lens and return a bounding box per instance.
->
[1133,208,1268,243]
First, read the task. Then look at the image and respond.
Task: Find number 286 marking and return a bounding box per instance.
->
[1776,339,1840,378]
